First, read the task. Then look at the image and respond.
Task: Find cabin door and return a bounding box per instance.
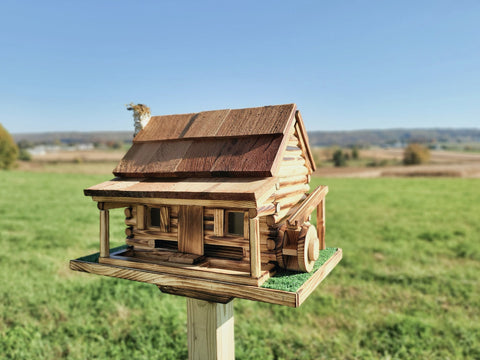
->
[178,205,204,255]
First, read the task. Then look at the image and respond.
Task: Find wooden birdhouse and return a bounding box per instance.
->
[72,104,342,307]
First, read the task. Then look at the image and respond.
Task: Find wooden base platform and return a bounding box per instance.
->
[99,248,274,287]
[70,247,342,307]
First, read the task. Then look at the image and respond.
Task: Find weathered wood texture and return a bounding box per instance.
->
[159,286,234,303]
[130,249,203,265]
[178,206,204,255]
[277,174,308,188]
[93,196,256,209]
[214,209,224,236]
[274,193,308,223]
[132,229,178,241]
[136,205,145,229]
[159,206,170,232]
[296,248,341,304]
[122,204,283,264]
[249,218,261,278]
[317,199,326,250]
[296,224,319,272]
[99,250,272,286]
[294,111,316,172]
[123,204,285,265]
[85,178,275,203]
[107,104,324,178]
[125,238,155,249]
[70,248,343,307]
[287,185,329,228]
[113,135,283,178]
[187,298,234,360]
[134,104,296,141]
[275,183,309,200]
[99,210,109,257]
[98,202,130,210]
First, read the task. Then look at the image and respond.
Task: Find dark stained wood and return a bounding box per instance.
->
[209,135,282,175]
[106,104,322,180]
[113,135,283,178]
[174,139,229,174]
[113,141,192,176]
[133,249,204,265]
[159,206,170,232]
[110,104,313,179]
[182,109,230,138]
[178,205,204,255]
[134,113,196,142]
[215,104,296,137]
[158,286,234,303]
[134,104,295,143]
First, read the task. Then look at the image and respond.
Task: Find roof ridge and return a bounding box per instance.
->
[148,103,295,119]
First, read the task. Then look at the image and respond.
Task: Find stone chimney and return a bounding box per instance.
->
[126,103,151,137]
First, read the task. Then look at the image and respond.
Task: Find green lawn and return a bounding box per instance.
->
[1,171,479,359]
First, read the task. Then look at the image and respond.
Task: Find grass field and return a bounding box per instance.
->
[1,171,479,359]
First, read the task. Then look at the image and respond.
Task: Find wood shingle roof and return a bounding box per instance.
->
[112,103,313,178]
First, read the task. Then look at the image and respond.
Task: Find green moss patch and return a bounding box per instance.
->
[261,247,338,292]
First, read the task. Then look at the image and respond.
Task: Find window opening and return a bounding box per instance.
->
[150,207,161,227]
[226,211,244,236]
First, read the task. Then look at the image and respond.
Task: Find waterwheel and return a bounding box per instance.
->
[276,223,320,272]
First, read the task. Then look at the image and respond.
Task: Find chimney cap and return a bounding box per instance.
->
[127,103,151,137]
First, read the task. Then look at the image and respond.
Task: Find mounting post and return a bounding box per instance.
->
[187,298,234,360]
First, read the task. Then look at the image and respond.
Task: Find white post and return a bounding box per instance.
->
[187,298,234,360]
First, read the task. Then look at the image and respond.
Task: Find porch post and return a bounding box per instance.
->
[249,217,261,278]
[317,199,326,250]
[100,209,110,257]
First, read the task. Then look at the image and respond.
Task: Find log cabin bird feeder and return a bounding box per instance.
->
[71,103,342,307]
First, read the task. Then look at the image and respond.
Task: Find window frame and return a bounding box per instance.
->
[147,206,170,232]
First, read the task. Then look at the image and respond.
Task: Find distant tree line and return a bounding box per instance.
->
[0,124,18,169]
[322,143,431,167]
[308,128,480,148]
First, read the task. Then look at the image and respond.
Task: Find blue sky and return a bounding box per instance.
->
[0,0,479,133]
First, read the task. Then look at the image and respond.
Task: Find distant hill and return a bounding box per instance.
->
[308,128,480,147]
[13,131,133,145]
[12,128,480,148]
